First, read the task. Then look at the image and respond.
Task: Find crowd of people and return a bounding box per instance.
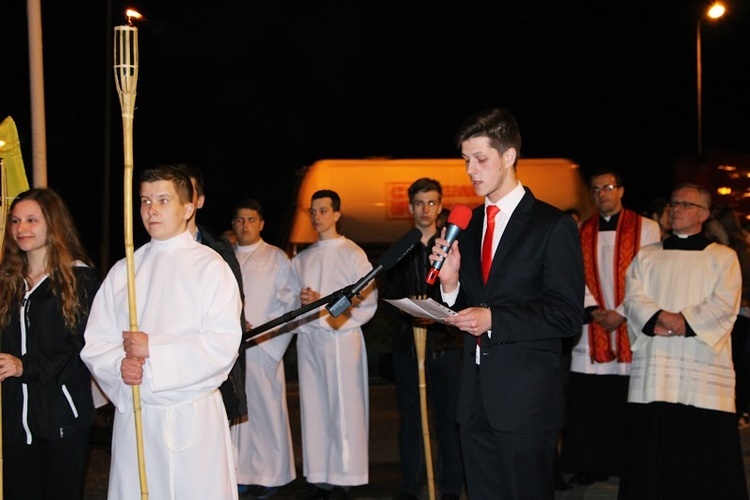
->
[2,107,750,500]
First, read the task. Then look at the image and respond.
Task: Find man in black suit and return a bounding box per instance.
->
[430,107,584,499]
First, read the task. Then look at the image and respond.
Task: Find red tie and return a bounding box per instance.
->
[482,205,500,284]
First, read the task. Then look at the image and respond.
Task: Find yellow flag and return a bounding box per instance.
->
[0,116,31,207]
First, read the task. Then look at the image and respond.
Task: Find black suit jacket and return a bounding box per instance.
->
[453,187,584,432]
[198,225,248,421]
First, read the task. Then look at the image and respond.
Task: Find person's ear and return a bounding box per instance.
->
[699,209,711,225]
[503,148,517,167]
[184,202,195,220]
[195,194,206,210]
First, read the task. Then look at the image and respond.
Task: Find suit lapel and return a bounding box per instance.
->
[464,206,484,285]
[486,189,534,283]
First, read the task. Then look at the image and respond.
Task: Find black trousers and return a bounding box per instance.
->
[3,429,90,500]
[460,371,556,500]
[560,372,629,477]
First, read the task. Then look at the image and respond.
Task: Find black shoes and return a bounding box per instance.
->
[303,485,350,499]
[303,485,330,499]
[239,484,278,499]
[567,472,609,486]
[393,491,460,499]
[329,487,349,499]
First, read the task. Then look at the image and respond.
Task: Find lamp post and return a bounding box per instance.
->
[696,2,726,156]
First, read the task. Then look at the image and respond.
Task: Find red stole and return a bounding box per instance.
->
[580,208,641,363]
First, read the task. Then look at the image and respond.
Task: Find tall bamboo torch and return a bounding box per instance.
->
[114,10,148,499]
[0,155,6,499]
[413,295,436,500]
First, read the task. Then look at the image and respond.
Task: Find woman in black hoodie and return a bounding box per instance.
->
[0,188,100,500]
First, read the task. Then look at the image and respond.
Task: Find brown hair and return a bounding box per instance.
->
[0,188,94,330]
[454,107,522,167]
[140,164,194,204]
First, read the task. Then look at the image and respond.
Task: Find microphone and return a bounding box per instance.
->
[378,227,422,271]
[425,204,473,285]
[326,228,422,317]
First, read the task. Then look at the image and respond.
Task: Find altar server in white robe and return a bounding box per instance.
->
[291,189,378,496]
[230,198,299,494]
[81,165,243,500]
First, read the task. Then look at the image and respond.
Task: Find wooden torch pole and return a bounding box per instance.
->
[0,158,6,499]
[413,295,436,500]
[114,18,148,499]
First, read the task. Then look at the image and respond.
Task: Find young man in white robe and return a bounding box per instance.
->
[229,198,299,497]
[291,189,378,498]
[81,165,243,500]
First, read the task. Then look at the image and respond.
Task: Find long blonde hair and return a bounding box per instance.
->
[0,188,94,330]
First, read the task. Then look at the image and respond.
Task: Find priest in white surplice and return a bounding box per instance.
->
[291,189,378,497]
[561,169,661,486]
[620,183,748,500]
[81,165,243,500]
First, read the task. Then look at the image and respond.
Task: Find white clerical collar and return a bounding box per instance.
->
[236,240,262,253]
[150,230,193,249]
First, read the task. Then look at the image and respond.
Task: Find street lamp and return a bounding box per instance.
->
[696,2,726,155]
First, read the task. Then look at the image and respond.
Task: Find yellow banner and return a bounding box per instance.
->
[0,116,31,208]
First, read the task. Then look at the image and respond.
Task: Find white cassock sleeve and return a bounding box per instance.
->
[82,242,242,411]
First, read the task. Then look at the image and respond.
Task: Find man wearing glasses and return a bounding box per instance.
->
[560,169,661,487]
[619,183,747,499]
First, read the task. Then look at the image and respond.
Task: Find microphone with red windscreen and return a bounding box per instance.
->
[426,204,473,285]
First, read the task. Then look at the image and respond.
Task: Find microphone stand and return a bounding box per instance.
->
[240,264,383,350]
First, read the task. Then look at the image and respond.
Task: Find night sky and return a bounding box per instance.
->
[2,0,750,271]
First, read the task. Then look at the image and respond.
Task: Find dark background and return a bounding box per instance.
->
[2,0,750,272]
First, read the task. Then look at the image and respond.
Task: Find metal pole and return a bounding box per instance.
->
[696,19,703,156]
[696,2,727,156]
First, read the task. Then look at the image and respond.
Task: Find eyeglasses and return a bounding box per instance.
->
[669,200,708,210]
[589,184,620,194]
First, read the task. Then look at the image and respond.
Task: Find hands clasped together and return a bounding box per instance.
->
[591,308,626,332]
[654,310,685,337]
